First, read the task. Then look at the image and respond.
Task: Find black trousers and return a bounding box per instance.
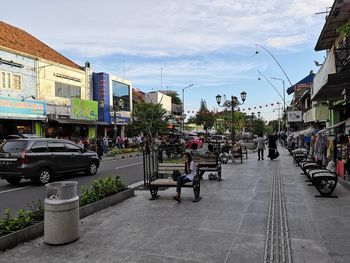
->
[258,149,264,160]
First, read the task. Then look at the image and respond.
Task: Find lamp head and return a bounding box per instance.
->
[216,94,222,105]
[240,91,247,102]
[257,111,261,118]
[255,50,259,54]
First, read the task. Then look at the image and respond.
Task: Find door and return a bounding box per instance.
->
[64,142,86,171]
[47,141,68,173]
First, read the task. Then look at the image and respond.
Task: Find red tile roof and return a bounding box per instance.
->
[0,21,82,70]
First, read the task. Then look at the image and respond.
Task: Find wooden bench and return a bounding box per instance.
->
[194,156,222,181]
[291,149,337,197]
[149,163,201,202]
[232,146,243,163]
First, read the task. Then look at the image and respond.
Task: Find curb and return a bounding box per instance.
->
[0,188,134,253]
[101,153,142,162]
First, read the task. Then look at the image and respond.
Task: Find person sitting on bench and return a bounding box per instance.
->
[173,152,197,203]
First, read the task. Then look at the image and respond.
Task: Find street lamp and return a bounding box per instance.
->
[216,91,247,142]
[111,98,124,139]
[257,111,261,118]
[182,84,194,131]
[255,44,293,87]
[271,77,286,131]
[251,112,255,136]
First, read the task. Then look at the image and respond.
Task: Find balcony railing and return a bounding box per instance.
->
[303,105,329,123]
[335,36,350,73]
[312,46,336,99]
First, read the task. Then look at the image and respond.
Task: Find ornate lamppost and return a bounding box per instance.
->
[110,98,124,139]
[216,91,247,142]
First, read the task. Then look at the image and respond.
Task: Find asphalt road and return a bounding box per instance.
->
[0,155,144,216]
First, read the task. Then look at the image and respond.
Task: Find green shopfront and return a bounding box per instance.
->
[46,98,102,141]
[0,96,47,140]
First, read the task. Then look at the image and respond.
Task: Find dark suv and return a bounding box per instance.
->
[0,138,100,185]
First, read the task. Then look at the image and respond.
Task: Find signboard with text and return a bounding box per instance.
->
[71,98,98,121]
[0,96,46,119]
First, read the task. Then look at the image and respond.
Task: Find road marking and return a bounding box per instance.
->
[0,186,32,194]
[114,162,143,170]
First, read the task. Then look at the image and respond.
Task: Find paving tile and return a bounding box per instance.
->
[246,201,269,214]
[138,227,233,263]
[238,213,267,236]
[288,216,322,240]
[290,239,331,263]
[226,234,265,263]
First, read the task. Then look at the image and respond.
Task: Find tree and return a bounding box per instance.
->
[170,93,182,105]
[132,102,168,149]
[252,119,265,135]
[194,99,215,131]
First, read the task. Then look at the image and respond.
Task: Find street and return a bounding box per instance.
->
[0,156,144,216]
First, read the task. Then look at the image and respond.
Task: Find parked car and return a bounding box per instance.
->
[6,134,40,139]
[185,136,203,149]
[209,135,226,144]
[0,138,100,185]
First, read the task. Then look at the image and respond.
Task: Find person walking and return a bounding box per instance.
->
[96,137,103,160]
[173,152,197,203]
[255,133,265,161]
[267,134,279,160]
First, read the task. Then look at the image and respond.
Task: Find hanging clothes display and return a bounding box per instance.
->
[314,133,327,164]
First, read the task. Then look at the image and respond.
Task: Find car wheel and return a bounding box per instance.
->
[37,168,53,185]
[6,178,22,185]
[86,162,98,176]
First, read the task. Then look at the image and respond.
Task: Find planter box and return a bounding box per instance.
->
[0,188,134,252]
[79,188,134,219]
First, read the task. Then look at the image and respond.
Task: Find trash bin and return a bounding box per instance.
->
[44,181,79,245]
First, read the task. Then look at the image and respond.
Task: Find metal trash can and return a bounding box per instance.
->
[44,181,79,245]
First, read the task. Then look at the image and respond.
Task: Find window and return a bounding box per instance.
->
[30,141,48,153]
[12,74,21,90]
[1,72,5,88]
[48,142,66,152]
[112,80,130,111]
[55,82,81,98]
[65,143,81,153]
[0,141,28,153]
[0,71,21,90]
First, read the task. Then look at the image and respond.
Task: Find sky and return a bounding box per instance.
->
[1,0,333,121]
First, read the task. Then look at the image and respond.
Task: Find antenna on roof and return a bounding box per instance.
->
[315,7,331,19]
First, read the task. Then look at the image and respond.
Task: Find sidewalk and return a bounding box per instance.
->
[100,151,142,162]
[1,148,350,262]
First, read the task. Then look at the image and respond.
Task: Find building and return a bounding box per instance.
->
[311,0,350,133]
[0,22,46,139]
[93,73,133,139]
[145,91,172,114]
[0,21,99,140]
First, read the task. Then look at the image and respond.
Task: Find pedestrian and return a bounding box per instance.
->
[173,152,197,203]
[255,133,265,161]
[96,137,103,160]
[267,134,279,160]
[103,136,109,154]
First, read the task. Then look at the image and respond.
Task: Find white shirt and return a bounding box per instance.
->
[185,161,197,181]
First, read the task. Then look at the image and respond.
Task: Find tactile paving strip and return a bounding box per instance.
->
[264,162,293,263]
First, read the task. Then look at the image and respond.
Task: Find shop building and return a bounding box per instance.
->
[0,22,46,139]
[93,73,132,139]
[0,21,100,140]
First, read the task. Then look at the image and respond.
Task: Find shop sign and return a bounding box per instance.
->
[0,96,46,119]
[287,111,302,122]
[71,98,98,121]
[111,116,130,124]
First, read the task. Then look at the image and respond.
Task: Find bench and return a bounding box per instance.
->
[194,156,222,181]
[291,149,337,197]
[241,146,248,159]
[231,146,243,163]
[149,163,201,202]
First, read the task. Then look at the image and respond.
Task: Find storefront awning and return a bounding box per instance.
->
[287,73,314,95]
[50,119,109,125]
[312,71,350,101]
